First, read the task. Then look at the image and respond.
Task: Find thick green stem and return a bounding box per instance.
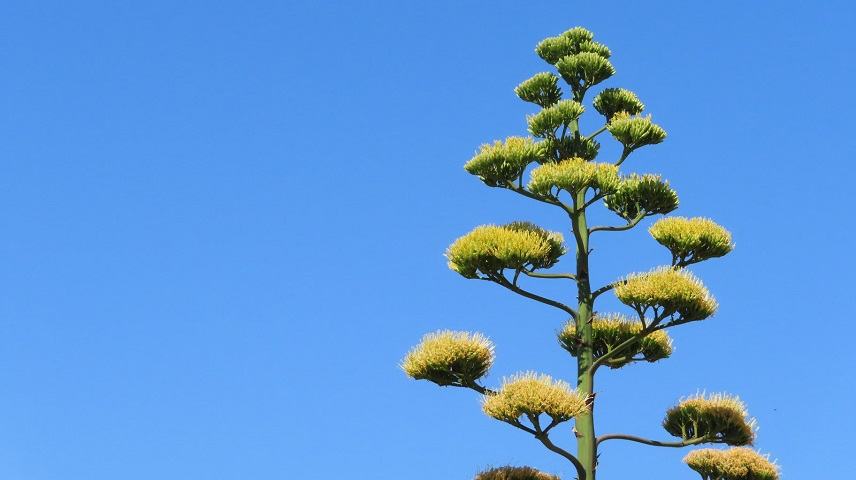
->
[572,191,596,480]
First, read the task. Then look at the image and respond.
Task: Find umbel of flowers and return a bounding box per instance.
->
[401,27,777,480]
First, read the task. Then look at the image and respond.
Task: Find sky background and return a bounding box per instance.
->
[1,1,855,479]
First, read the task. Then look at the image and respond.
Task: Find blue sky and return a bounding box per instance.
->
[1,1,854,479]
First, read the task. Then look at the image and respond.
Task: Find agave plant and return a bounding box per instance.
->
[402,27,777,480]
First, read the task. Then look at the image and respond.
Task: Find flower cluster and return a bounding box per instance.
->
[528,157,619,197]
[558,314,673,368]
[538,133,600,162]
[535,27,609,64]
[593,88,645,120]
[401,330,495,387]
[684,448,779,480]
[604,174,679,220]
[615,267,717,321]
[608,112,667,151]
[515,72,563,108]
[475,466,560,480]
[649,216,734,265]
[663,393,757,446]
[482,372,588,424]
[446,222,565,279]
[464,137,542,187]
[527,100,586,138]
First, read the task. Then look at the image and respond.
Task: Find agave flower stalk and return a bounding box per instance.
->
[402,27,776,480]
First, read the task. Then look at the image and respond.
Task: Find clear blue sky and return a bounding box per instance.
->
[1,1,854,479]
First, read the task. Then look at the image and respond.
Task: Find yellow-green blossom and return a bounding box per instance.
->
[483,372,588,424]
[664,393,756,446]
[401,330,494,387]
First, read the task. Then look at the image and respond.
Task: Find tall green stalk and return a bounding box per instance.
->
[571,145,596,479]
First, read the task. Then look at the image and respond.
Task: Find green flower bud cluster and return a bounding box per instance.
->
[401,330,495,387]
[464,137,541,187]
[650,217,734,266]
[593,88,645,120]
[482,372,588,424]
[446,222,566,279]
[527,100,585,138]
[684,448,779,480]
[535,27,610,64]
[604,174,679,220]
[557,52,615,97]
[475,466,560,480]
[538,133,600,162]
[558,314,673,369]
[615,267,718,321]
[528,158,619,197]
[663,393,757,446]
[608,112,667,151]
[515,72,563,108]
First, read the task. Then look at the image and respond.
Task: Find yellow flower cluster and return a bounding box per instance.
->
[528,158,619,197]
[607,112,666,150]
[401,330,495,387]
[684,448,779,480]
[663,393,756,446]
[475,465,560,480]
[614,267,717,321]
[464,137,541,187]
[649,216,734,265]
[446,223,565,279]
[527,100,585,138]
[482,372,588,424]
[558,314,673,368]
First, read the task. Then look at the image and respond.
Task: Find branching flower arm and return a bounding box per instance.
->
[596,433,716,448]
[589,211,646,233]
[521,269,577,281]
[491,273,578,320]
